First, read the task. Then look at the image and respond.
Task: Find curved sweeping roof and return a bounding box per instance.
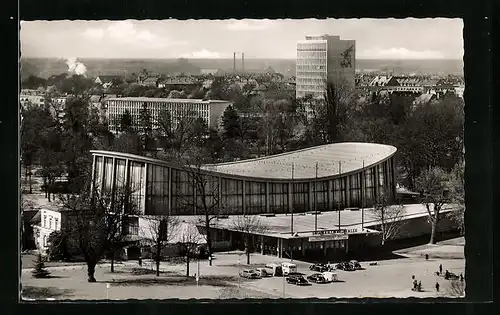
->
[91,142,396,181]
[202,142,396,180]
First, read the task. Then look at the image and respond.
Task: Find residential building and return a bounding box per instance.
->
[296,35,356,100]
[158,77,200,90]
[95,75,124,89]
[30,205,63,254]
[105,97,232,133]
[20,94,45,108]
[138,76,161,87]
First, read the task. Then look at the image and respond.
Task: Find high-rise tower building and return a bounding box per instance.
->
[296,35,356,99]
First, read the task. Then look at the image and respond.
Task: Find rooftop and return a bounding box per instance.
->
[202,142,397,180]
[105,97,231,104]
[182,204,459,239]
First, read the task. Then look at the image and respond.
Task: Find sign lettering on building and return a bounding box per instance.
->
[312,228,357,236]
[308,234,349,242]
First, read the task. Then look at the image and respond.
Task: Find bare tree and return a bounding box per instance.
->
[446,280,465,297]
[370,195,407,246]
[415,167,451,244]
[183,160,224,266]
[177,221,205,277]
[143,215,180,276]
[231,215,268,265]
[156,109,207,157]
[58,176,140,282]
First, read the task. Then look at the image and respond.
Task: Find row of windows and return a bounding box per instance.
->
[297,51,328,58]
[94,157,395,216]
[42,214,59,230]
[297,42,327,50]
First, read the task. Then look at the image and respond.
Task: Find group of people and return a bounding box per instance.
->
[411,275,422,292]
[413,264,465,293]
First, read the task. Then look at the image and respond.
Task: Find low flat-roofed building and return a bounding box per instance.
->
[105,97,232,133]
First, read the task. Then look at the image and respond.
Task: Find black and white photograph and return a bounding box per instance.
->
[19,18,465,300]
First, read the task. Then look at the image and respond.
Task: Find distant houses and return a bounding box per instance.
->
[94,75,125,89]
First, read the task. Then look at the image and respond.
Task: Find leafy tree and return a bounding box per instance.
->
[204,128,224,162]
[32,254,51,278]
[61,97,93,191]
[120,110,133,133]
[206,77,229,100]
[139,102,153,151]
[220,106,242,140]
[21,75,47,89]
[414,167,452,244]
[168,90,187,99]
[47,230,79,261]
[446,162,465,234]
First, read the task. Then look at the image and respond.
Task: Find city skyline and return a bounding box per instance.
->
[20,19,463,60]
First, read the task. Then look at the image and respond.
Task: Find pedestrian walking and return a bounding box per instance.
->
[439,264,443,275]
[435,282,440,292]
[418,281,422,292]
[413,279,418,290]
[460,273,464,282]
[138,256,142,267]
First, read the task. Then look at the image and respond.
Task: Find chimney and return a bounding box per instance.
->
[242,52,245,73]
[233,52,236,73]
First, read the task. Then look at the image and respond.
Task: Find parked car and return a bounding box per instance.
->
[255,267,272,277]
[309,264,329,272]
[307,273,329,284]
[322,271,339,282]
[265,263,284,276]
[239,269,261,279]
[350,260,362,270]
[281,262,297,276]
[336,262,355,271]
[286,275,309,286]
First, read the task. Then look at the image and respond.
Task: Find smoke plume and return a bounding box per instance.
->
[66,57,87,76]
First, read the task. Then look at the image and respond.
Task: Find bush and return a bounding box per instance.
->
[47,231,80,261]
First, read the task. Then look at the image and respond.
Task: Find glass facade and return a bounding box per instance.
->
[349,173,361,207]
[245,181,267,214]
[313,181,329,211]
[293,183,309,212]
[146,165,169,215]
[222,178,243,214]
[269,183,289,214]
[92,153,396,216]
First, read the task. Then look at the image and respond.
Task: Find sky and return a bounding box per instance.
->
[20,19,464,60]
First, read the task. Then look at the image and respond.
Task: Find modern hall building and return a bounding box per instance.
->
[90,142,403,260]
[105,97,232,133]
[296,35,356,100]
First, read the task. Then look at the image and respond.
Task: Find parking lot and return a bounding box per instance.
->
[21,249,465,299]
[224,254,465,298]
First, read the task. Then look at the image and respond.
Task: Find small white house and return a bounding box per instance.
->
[31,207,63,254]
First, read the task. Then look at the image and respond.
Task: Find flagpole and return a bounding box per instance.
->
[314,161,318,233]
[338,161,342,231]
[361,159,365,231]
[291,162,294,235]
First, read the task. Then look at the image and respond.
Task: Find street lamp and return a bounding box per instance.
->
[237,256,241,288]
